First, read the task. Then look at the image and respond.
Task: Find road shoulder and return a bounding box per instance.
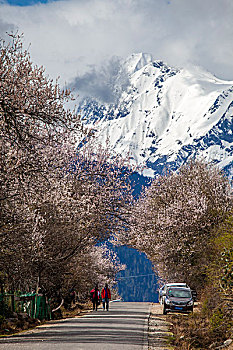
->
[148,303,174,350]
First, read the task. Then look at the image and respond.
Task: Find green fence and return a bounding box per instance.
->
[0,292,51,320]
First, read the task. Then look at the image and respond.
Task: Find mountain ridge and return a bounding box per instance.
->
[77,53,233,180]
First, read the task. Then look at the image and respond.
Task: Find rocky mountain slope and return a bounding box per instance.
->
[77,53,233,180]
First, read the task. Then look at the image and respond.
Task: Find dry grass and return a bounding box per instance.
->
[167,300,233,350]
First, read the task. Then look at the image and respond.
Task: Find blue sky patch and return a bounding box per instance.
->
[5,0,56,6]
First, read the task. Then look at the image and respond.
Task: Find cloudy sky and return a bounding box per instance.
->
[1,0,233,101]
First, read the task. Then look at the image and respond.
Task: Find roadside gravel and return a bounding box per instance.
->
[148,304,174,350]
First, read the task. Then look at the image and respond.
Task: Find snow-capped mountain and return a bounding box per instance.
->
[77,53,233,180]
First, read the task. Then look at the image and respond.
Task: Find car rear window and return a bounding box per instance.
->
[168,289,191,298]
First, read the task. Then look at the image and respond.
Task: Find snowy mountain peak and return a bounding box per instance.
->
[78,54,233,181]
[125,53,153,74]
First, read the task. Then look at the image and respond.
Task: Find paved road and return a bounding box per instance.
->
[0,302,150,350]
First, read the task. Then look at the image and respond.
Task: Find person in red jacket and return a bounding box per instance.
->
[90,284,100,311]
[101,283,111,311]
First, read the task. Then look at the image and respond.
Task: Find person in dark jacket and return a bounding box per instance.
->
[90,284,100,311]
[101,283,111,311]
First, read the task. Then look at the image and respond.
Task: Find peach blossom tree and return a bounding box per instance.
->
[0,34,132,299]
[127,161,232,290]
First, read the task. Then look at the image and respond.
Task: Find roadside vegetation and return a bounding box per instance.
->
[168,214,233,349]
[167,216,233,349]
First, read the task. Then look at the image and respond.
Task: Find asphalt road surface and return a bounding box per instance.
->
[0,302,150,350]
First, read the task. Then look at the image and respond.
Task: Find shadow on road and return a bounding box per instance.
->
[0,304,150,347]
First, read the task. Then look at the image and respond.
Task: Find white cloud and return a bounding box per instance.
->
[69,56,130,103]
[0,0,233,95]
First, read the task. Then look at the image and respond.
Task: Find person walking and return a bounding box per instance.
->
[90,284,100,311]
[101,283,111,311]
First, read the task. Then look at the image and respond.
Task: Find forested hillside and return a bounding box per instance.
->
[114,246,158,302]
